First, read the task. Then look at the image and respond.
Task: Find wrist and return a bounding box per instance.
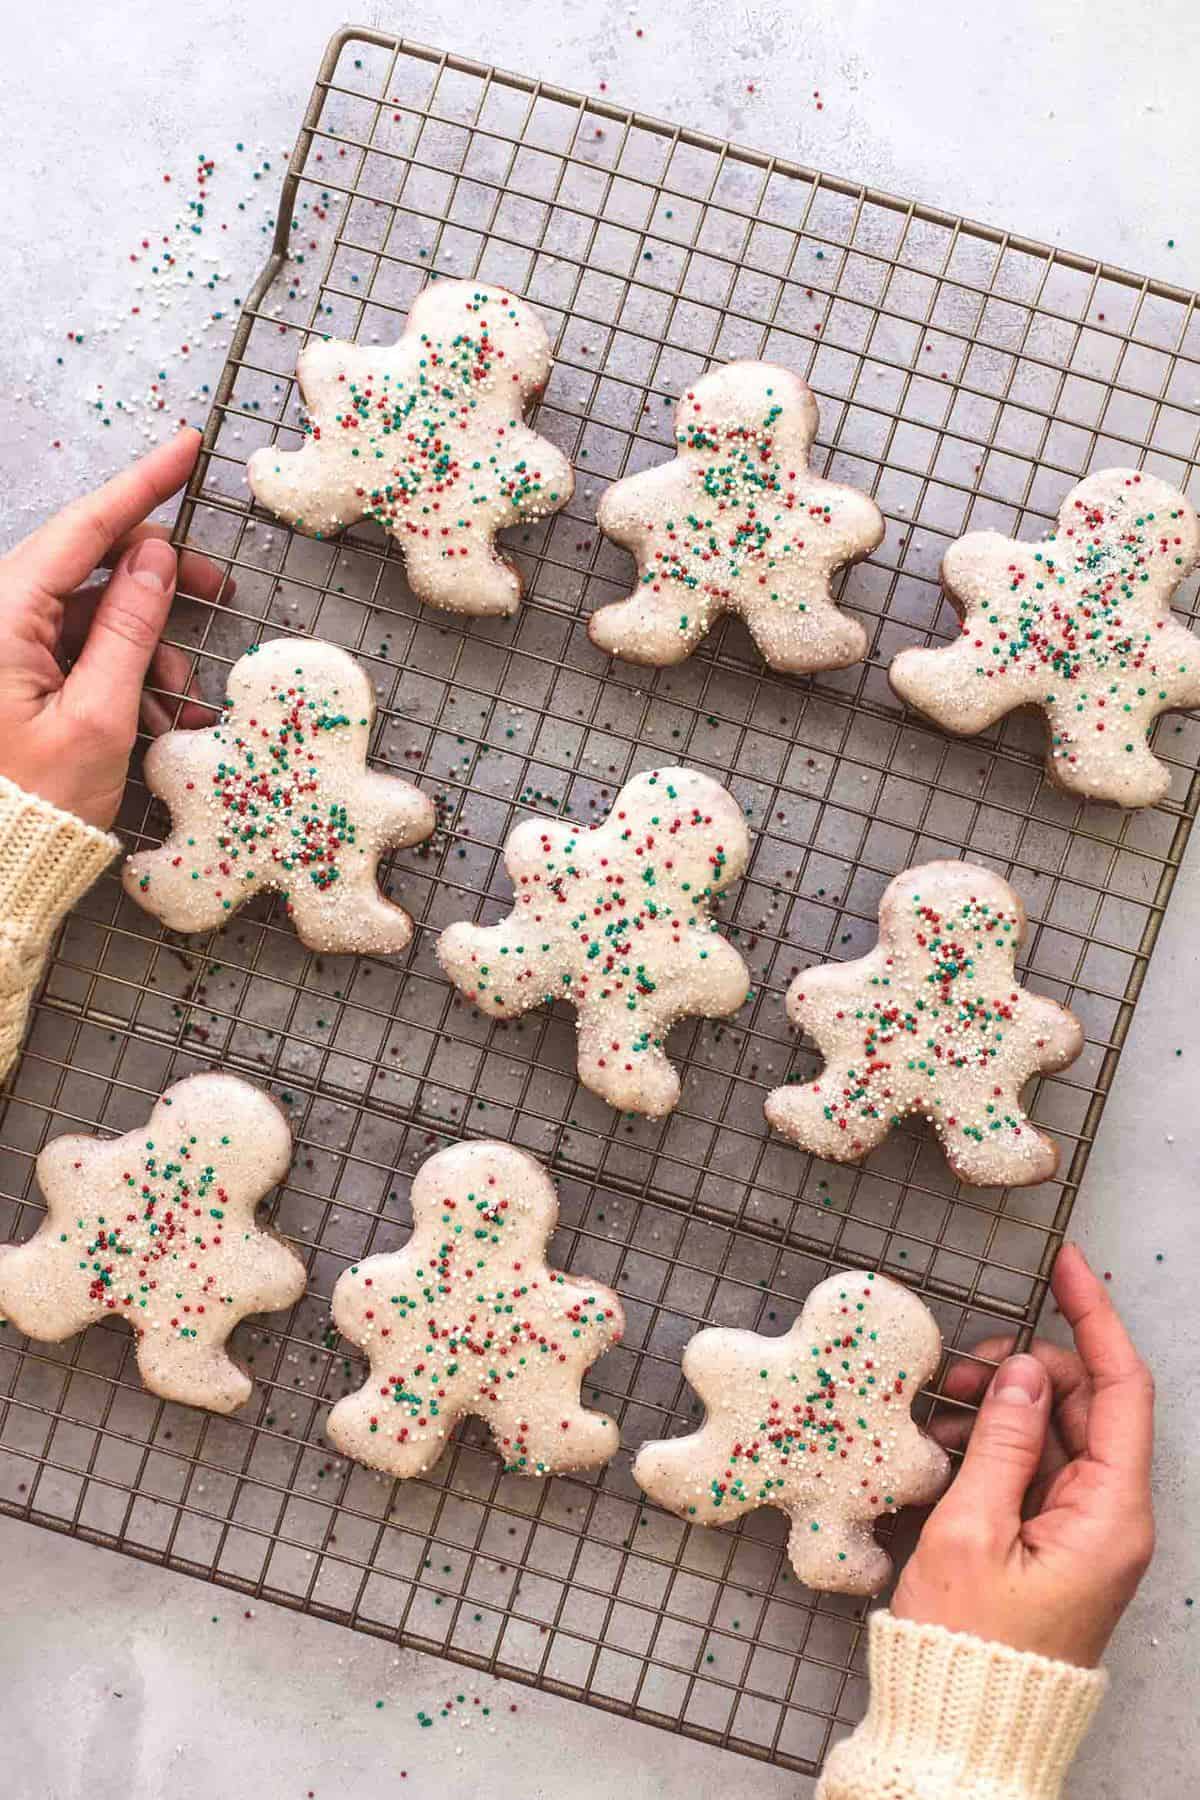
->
[818,1611,1107,1800]
[892,1557,1119,1669]
[0,775,120,928]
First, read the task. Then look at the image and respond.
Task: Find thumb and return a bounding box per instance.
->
[945,1353,1052,1530]
[67,537,178,734]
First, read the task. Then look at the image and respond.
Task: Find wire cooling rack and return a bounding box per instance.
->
[2,26,1199,1776]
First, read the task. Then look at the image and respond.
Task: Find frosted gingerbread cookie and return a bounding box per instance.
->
[327,1140,624,1480]
[590,361,884,671]
[0,1073,304,1413]
[247,280,573,616]
[633,1270,948,1595]
[889,469,1200,807]
[764,860,1083,1187]
[437,767,751,1116]
[124,638,435,954]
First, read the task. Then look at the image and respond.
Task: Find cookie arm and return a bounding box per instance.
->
[122,730,248,934]
[246,340,376,538]
[591,465,714,664]
[0,1135,106,1342]
[649,930,749,1026]
[765,1066,895,1164]
[0,777,118,1086]
[363,772,436,852]
[1022,992,1084,1074]
[891,533,1047,734]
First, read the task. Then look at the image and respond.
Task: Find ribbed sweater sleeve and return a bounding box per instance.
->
[0,775,119,1085]
[817,1612,1107,1800]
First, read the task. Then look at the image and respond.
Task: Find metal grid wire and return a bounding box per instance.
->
[2,26,1199,1775]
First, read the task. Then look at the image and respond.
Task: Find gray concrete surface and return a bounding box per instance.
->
[1,1,1197,1795]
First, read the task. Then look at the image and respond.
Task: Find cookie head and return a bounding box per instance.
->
[632,1270,949,1595]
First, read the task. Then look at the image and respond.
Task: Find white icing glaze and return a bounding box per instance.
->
[0,1073,303,1413]
[632,1269,949,1595]
[327,1140,624,1480]
[890,468,1200,808]
[247,280,574,616]
[436,767,751,1116]
[590,360,884,670]
[124,638,435,953]
[764,860,1083,1187]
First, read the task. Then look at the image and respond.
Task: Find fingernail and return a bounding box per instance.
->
[127,537,177,593]
[991,1355,1046,1406]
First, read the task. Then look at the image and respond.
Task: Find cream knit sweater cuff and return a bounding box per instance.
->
[816,1611,1107,1800]
[0,775,120,1083]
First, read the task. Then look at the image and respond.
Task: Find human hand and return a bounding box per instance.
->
[0,428,232,829]
[892,1243,1154,1668]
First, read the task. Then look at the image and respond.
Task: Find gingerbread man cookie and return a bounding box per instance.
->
[436,768,751,1116]
[327,1140,624,1481]
[590,361,884,671]
[0,1073,304,1413]
[247,280,573,616]
[633,1270,948,1595]
[889,469,1200,808]
[765,861,1083,1187]
[124,638,435,954]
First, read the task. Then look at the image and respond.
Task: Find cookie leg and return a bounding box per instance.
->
[940,1110,1061,1189]
[135,1324,254,1415]
[403,532,521,617]
[786,1509,892,1596]
[764,1072,893,1164]
[632,1427,757,1529]
[1045,702,1173,808]
[491,1399,618,1478]
[576,1011,681,1117]
[587,591,709,666]
[289,883,417,957]
[744,600,867,675]
[326,1386,459,1480]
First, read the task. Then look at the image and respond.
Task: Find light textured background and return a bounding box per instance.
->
[1,2,1197,1795]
